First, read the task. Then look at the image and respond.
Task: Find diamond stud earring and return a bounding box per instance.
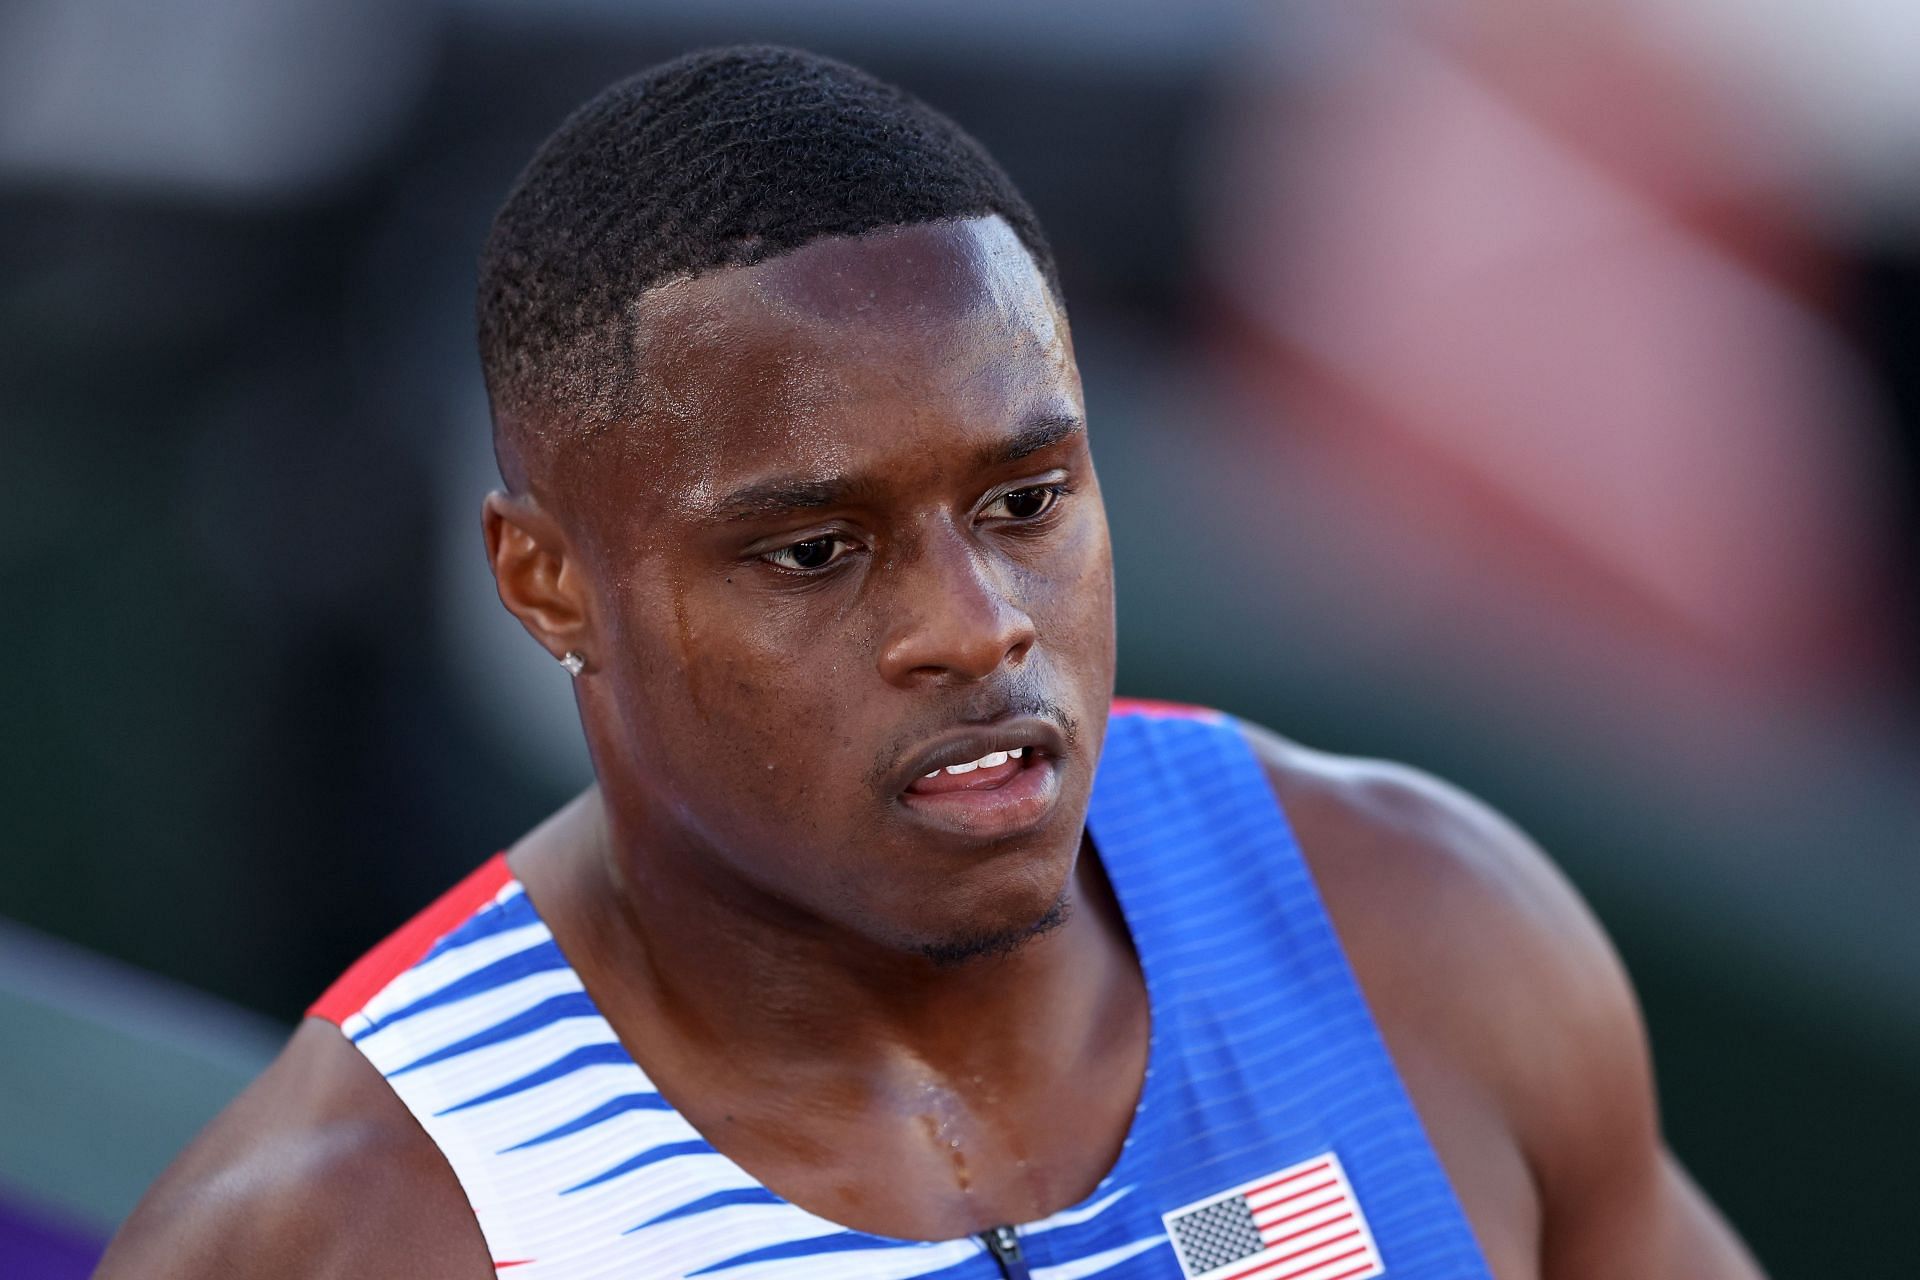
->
[559,651,586,677]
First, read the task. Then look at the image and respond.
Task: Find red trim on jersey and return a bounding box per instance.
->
[1110,696,1223,721]
[307,853,515,1026]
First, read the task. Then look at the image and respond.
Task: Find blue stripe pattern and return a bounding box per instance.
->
[688,1230,923,1275]
[353,942,569,1041]
[435,1042,632,1115]
[389,992,598,1077]
[501,1091,676,1152]
[564,1139,715,1194]
[421,889,540,962]
[624,1186,784,1233]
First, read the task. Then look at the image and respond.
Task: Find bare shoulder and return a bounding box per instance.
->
[1240,718,1583,936]
[1240,721,1616,1002]
[94,1018,491,1280]
[1236,721,1640,1178]
[1235,719,1763,1278]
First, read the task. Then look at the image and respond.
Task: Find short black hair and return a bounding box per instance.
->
[477,45,1060,490]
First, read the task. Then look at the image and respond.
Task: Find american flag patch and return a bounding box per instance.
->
[1161,1152,1385,1280]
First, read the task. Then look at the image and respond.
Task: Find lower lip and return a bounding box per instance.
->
[897,754,1062,840]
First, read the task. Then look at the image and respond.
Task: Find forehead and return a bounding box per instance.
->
[727,214,1060,333]
[616,216,1078,514]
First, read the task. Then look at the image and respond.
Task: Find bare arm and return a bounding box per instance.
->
[1242,722,1763,1280]
[94,1019,492,1280]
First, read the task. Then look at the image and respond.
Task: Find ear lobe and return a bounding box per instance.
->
[482,490,590,654]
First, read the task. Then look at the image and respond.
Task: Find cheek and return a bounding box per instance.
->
[651,606,871,816]
[1037,511,1115,648]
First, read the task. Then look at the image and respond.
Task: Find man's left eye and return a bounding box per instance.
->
[984,485,1066,521]
[763,536,853,571]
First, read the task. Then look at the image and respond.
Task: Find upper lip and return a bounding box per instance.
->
[892,715,1066,794]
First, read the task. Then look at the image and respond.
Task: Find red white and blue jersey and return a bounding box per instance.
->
[310,702,1493,1279]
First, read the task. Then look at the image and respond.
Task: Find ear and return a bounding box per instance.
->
[482,490,593,660]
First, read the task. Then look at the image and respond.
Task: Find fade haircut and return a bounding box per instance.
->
[477,45,1061,492]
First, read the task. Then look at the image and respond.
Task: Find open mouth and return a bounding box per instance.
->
[889,714,1068,839]
[905,746,1034,796]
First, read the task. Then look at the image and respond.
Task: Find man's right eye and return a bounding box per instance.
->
[763,536,852,572]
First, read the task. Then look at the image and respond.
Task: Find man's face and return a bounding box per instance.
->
[558,216,1115,959]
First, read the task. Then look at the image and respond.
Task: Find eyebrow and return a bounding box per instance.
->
[715,476,865,524]
[983,413,1085,468]
[713,413,1085,523]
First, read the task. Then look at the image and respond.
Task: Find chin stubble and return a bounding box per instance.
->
[914,889,1073,969]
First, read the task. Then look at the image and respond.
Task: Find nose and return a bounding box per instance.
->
[877,530,1037,687]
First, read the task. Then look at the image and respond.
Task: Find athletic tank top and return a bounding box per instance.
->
[310,701,1493,1279]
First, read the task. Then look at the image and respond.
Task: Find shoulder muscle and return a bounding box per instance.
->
[1237,720,1761,1278]
[1243,723,1648,1176]
[94,1018,491,1280]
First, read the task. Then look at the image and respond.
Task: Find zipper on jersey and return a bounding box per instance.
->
[981,1224,1031,1280]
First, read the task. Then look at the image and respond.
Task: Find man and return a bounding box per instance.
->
[97,47,1761,1280]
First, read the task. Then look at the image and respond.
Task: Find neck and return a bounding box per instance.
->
[516,787,1138,1094]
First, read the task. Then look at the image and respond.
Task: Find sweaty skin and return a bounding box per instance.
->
[95,218,1762,1279]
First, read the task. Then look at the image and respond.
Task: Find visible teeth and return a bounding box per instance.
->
[923,747,1025,782]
